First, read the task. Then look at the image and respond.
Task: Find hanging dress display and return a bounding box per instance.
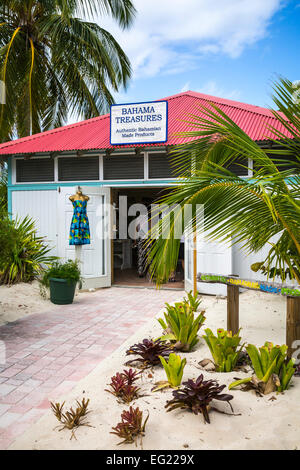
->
[69,199,91,245]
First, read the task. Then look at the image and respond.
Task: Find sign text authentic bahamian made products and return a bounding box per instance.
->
[110,100,168,145]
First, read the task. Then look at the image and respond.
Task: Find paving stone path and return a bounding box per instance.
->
[0,287,183,449]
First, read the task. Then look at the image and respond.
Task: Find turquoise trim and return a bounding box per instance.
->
[7,159,12,217]
[7,180,177,218]
[7,158,12,185]
[8,180,177,191]
[7,188,12,218]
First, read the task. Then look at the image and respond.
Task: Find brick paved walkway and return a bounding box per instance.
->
[0,287,183,449]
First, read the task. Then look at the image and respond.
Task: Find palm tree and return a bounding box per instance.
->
[0,0,136,140]
[147,78,300,284]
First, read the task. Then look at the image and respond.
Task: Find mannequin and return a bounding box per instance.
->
[69,187,90,202]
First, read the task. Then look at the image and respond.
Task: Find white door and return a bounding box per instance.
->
[185,233,232,296]
[57,186,111,289]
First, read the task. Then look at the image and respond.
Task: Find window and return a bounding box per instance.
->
[149,152,175,179]
[16,158,54,182]
[103,154,144,180]
[58,156,99,181]
[226,158,249,176]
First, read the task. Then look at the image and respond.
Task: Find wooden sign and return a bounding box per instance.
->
[197,272,300,359]
[198,273,300,297]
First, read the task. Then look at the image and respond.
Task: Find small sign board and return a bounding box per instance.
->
[198,273,300,297]
[110,100,168,146]
[197,272,300,359]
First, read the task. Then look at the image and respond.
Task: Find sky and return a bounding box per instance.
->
[98,0,300,109]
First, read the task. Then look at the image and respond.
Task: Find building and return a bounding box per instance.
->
[0,91,292,294]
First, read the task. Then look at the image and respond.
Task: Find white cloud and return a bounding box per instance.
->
[195,80,241,100]
[99,0,283,78]
[181,82,191,93]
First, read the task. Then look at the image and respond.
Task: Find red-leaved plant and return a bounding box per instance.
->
[165,374,235,424]
[111,406,149,446]
[106,369,141,404]
[125,338,172,368]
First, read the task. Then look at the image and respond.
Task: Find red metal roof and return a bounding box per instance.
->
[0,90,291,156]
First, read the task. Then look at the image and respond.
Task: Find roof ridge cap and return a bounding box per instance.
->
[163,90,285,119]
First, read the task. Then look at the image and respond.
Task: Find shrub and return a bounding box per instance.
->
[105,369,141,404]
[203,328,244,372]
[40,259,81,287]
[111,406,149,446]
[0,215,57,285]
[125,339,172,368]
[165,374,234,424]
[229,342,296,394]
[152,353,187,391]
[50,398,91,440]
[157,293,206,352]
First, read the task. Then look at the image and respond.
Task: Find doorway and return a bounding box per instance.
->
[111,187,184,289]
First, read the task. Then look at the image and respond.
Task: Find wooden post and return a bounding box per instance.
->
[286,296,300,359]
[227,277,239,334]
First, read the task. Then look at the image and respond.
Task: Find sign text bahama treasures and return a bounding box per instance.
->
[110,100,168,146]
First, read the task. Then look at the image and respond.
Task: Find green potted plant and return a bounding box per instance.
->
[41,259,82,305]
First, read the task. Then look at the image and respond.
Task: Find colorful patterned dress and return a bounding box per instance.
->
[69,200,91,245]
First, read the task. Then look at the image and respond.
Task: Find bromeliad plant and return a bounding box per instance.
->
[105,369,141,404]
[50,397,91,440]
[202,328,244,372]
[157,293,206,352]
[111,406,149,446]
[229,342,296,395]
[182,290,202,313]
[152,353,187,392]
[165,374,235,424]
[125,339,172,369]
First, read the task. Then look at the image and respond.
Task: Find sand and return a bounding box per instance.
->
[9,290,300,450]
[0,281,88,325]
[0,281,54,325]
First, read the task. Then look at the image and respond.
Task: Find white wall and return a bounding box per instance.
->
[11,190,58,255]
[233,234,281,283]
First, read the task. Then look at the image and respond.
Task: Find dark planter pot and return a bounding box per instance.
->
[49,278,77,305]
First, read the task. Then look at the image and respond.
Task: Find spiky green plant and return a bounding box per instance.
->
[152,353,186,392]
[203,328,244,372]
[229,342,295,394]
[157,295,205,352]
[0,215,57,284]
[160,353,186,387]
